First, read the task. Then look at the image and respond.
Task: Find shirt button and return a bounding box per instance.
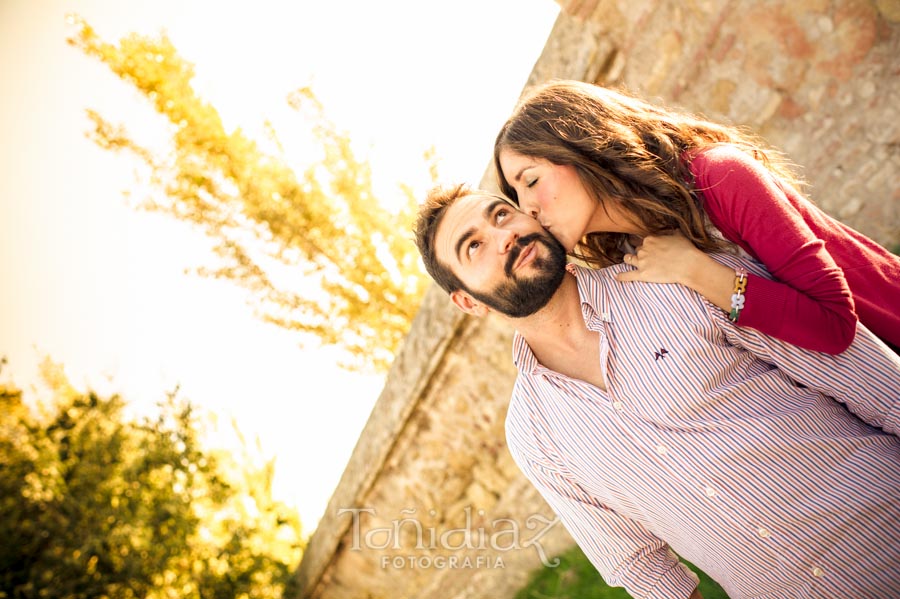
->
[704,486,717,497]
[811,567,824,578]
[655,445,668,456]
[757,527,771,539]
[612,401,624,410]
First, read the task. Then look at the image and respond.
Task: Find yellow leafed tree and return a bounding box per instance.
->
[66,16,432,373]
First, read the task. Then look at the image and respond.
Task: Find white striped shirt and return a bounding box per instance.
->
[505,258,900,599]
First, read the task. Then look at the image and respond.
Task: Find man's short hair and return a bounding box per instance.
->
[414,183,475,295]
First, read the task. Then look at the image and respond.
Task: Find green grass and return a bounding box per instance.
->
[514,544,729,599]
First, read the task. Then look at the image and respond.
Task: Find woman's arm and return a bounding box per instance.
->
[619,144,856,354]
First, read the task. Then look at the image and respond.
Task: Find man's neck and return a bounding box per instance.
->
[511,272,589,353]
[509,270,606,388]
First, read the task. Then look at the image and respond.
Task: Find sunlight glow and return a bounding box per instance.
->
[0,0,559,529]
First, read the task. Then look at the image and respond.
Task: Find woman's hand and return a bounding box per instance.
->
[616,231,709,285]
[616,231,737,314]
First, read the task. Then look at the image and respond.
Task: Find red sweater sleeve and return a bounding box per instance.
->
[690,145,857,354]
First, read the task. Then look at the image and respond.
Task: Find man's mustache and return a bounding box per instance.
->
[505,233,548,277]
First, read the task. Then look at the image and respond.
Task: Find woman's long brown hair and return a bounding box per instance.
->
[494,80,804,267]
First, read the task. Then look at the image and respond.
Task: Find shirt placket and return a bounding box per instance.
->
[592,300,795,583]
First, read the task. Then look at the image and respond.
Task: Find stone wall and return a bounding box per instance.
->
[291,2,900,598]
[547,0,900,245]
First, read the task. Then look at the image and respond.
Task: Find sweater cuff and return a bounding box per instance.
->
[736,272,854,354]
[734,273,785,333]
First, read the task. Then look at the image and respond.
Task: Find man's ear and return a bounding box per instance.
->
[450,290,489,317]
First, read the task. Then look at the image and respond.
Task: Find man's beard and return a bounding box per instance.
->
[466,232,568,318]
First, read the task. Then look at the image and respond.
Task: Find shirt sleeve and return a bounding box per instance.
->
[706,281,900,436]
[519,458,699,599]
[691,145,857,354]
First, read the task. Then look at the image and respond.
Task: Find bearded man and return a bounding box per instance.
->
[413,183,900,599]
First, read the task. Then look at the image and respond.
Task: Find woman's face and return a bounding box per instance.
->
[498,149,639,252]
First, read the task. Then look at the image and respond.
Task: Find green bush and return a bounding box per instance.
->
[0,361,303,599]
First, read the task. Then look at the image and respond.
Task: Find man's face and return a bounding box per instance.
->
[434,193,567,318]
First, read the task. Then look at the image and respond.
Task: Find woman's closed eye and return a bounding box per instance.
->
[526,177,538,188]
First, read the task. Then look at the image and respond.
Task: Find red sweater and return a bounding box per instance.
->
[689,144,900,353]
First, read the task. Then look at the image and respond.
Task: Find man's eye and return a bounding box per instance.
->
[496,208,510,222]
[467,240,481,256]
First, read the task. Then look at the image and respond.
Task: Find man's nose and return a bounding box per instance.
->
[491,227,518,253]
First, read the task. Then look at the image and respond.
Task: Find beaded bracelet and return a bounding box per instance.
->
[729,267,748,322]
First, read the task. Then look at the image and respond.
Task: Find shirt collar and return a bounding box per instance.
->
[570,263,616,329]
[511,331,539,374]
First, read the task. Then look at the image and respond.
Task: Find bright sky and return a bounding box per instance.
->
[0,0,559,529]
